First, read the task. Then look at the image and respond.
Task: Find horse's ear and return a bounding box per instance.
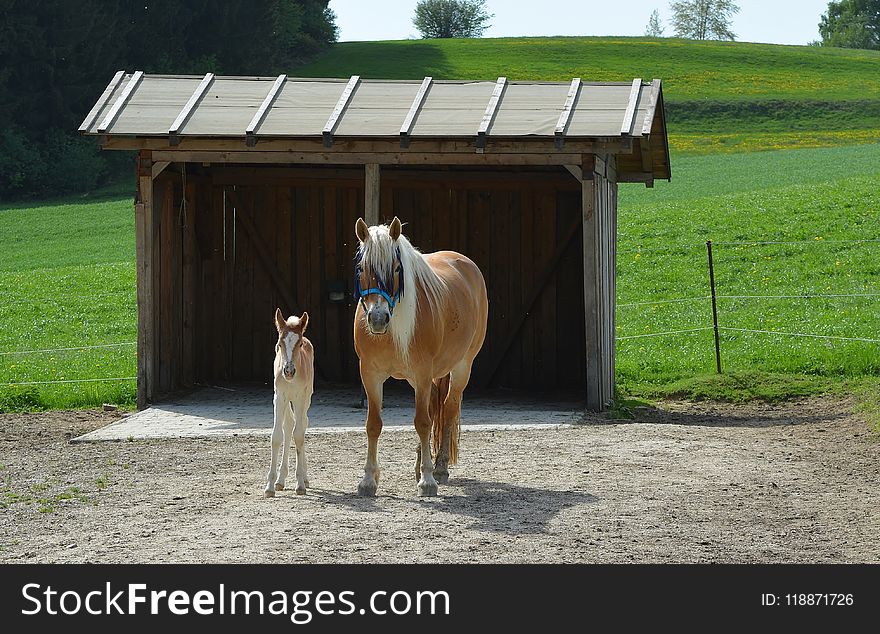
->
[355,217,369,243]
[389,216,402,241]
[298,312,309,335]
[274,307,286,332]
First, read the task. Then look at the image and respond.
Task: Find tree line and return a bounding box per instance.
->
[0,0,338,201]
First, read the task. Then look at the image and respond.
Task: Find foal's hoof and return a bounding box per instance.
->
[433,469,449,485]
[275,482,285,491]
[304,479,310,488]
[295,486,307,495]
[418,482,438,497]
[264,489,275,498]
[357,482,377,497]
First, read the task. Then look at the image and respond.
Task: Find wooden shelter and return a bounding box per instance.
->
[80,72,670,411]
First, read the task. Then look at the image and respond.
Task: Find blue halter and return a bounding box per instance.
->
[354,248,404,317]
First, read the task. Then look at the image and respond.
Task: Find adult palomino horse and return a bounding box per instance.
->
[353,216,488,497]
[265,309,314,497]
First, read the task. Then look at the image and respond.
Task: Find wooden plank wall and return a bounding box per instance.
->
[148,165,587,398]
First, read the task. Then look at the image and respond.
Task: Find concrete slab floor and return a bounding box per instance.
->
[75,383,585,441]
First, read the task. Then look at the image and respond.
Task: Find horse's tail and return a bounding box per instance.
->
[431,373,458,464]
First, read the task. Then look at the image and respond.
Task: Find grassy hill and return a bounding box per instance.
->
[297,37,880,154]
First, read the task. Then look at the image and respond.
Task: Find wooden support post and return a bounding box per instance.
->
[580,153,617,411]
[365,163,380,225]
[135,149,155,409]
[581,160,600,411]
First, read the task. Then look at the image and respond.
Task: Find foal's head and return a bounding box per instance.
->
[354,216,404,336]
[274,308,309,380]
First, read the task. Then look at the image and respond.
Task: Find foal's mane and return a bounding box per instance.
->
[358,223,446,358]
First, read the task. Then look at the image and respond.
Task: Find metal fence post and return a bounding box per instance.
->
[707,240,722,374]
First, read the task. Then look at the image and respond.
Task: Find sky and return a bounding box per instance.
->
[327,0,832,46]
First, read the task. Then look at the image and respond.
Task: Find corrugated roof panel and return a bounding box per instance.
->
[181,78,265,136]
[566,109,630,137]
[257,80,346,136]
[335,82,420,135]
[410,81,496,136]
[103,105,182,135]
[490,83,570,136]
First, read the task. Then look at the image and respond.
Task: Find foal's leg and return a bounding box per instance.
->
[292,392,311,495]
[276,398,295,491]
[264,391,286,497]
[414,379,438,497]
[357,369,385,497]
[434,362,471,484]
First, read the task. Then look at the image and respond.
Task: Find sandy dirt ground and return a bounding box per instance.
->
[1,397,877,563]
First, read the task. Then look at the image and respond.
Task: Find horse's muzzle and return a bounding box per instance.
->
[367,308,390,335]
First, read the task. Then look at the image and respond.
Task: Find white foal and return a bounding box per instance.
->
[265,308,314,497]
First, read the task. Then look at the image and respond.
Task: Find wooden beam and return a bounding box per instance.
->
[476,76,507,149]
[485,215,582,386]
[554,78,581,149]
[620,78,642,136]
[642,79,662,136]
[97,71,143,133]
[617,171,654,184]
[168,73,215,145]
[323,75,360,147]
[246,74,287,147]
[101,136,633,155]
[564,164,583,181]
[151,161,170,179]
[399,76,433,148]
[149,150,590,166]
[365,163,380,225]
[79,70,125,132]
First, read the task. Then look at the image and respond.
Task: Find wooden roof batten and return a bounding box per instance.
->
[96,71,143,133]
[476,76,508,151]
[554,77,582,149]
[246,74,287,147]
[322,75,361,148]
[168,73,215,146]
[399,76,433,148]
[620,78,642,136]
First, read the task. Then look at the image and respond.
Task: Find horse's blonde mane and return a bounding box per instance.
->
[360,223,446,359]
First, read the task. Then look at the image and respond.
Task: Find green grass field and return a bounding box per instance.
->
[297,37,880,154]
[1,36,879,412]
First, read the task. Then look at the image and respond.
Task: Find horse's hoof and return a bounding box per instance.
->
[296,486,307,495]
[419,482,438,497]
[433,469,449,485]
[264,489,275,498]
[357,482,377,497]
[275,482,285,491]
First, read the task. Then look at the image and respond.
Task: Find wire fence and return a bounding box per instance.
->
[1,237,878,389]
[616,237,880,373]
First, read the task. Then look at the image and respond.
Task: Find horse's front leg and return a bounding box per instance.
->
[264,391,286,497]
[276,399,295,492]
[292,392,311,495]
[358,368,385,496]
[414,379,438,497]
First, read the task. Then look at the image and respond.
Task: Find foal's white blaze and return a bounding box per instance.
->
[283,332,299,368]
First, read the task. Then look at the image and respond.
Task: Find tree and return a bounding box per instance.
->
[413,0,493,38]
[670,0,740,40]
[645,9,665,36]
[819,0,880,50]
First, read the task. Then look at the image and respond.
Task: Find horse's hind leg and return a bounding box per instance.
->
[434,362,470,484]
[292,394,310,495]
